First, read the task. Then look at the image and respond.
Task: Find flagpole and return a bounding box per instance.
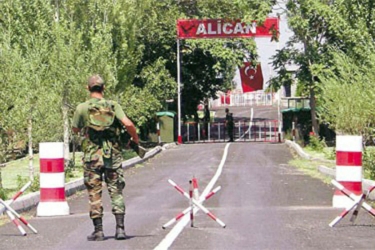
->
[177,38,182,144]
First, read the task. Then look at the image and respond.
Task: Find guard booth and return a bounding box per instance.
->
[157,111,177,143]
[281,97,311,144]
[282,107,311,143]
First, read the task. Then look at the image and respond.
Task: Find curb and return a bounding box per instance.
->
[285,139,375,200]
[3,142,178,214]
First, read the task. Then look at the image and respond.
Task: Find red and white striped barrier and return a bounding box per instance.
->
[157,122,161,144]
[333,136,363,208]
[37,142,70,216]
[0,199,38,234]
[0,181,31,214]
[6,208,26,236]
[0,181,33,236]
[189,180,194,227]
[163,179,225,229]
[162,185,221,229]
[192,177,200,200]
[329,180,375,227]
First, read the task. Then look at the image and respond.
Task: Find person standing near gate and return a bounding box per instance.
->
[225,108,234,142]
[72,74,140,241]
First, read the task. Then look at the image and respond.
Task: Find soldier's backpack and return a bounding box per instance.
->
[87,99,115,131]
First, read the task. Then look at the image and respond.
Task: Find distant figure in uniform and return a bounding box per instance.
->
[72,74,140,241]
[225,108,234,142]
[203,100,210,139]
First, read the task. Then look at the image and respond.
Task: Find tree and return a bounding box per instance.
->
[134,0,275,121]
[270,0,375,136]
[319,50,375,141]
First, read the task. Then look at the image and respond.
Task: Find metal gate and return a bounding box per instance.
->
[181,120,280,143]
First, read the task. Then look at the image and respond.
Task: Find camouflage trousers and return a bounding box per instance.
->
[83,152,125,219]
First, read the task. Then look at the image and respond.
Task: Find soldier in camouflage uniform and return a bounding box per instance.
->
[72,74,140,241]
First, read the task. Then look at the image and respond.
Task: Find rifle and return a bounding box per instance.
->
[117,123,146,159]
[128,140,146,159]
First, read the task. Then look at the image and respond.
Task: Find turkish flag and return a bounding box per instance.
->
[239,62,264,92]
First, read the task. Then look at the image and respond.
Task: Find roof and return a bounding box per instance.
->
[156,111,176,117]
[281,107,311,113]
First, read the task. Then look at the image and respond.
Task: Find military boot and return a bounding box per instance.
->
[115,214,127,240]
[87,218,105,241]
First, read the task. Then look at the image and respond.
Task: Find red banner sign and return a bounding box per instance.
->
[177,18,279,39]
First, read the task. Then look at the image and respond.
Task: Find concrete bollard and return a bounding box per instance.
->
[333,135,363,208]
[37,142,70,216]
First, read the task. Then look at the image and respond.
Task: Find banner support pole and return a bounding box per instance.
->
[177,38,182,144]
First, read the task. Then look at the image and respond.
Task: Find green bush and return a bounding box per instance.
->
[363,147,375,180]
[306,135,326,152]
[16,175,26,191]
[16,175,40,193]
[30,176,40,192]
[284,131,292,140]
[0,188,7,200]
[324,147,336,160]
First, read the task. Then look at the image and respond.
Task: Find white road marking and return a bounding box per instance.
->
[154,143,231,250]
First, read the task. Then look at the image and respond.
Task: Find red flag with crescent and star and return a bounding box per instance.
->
[239,62,264,92]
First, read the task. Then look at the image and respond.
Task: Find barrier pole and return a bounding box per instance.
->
[189,180,194,227]
[332,180,375,216]
[6,209,26,236]
[0,199,37,233]
[351,186,375,222]
[329,194,364,227]
[162,186,221,229]
[330,179,375,227]
[0,181,31,235]
[156,122,161,144]
[192,177,200,200]
[0,181,31,214]
[162,207,192,229]
[168,179,226,228]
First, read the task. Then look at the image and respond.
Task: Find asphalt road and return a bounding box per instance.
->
[2,105,375,249]
[1,141,375,250]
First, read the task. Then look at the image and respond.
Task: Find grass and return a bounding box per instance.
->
[287,145,335,184]
[288,155,333,185]
[0,148,139,199]
[289,144,375,183]
[1,152,85,189]
[303,147,335,161]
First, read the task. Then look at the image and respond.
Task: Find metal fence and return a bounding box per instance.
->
[181,120,280,143]
[210,91,276,108]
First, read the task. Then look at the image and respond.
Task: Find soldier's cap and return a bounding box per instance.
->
[88,74,105,88]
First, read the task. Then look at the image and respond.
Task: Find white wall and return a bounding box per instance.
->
[233,0,297,97]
